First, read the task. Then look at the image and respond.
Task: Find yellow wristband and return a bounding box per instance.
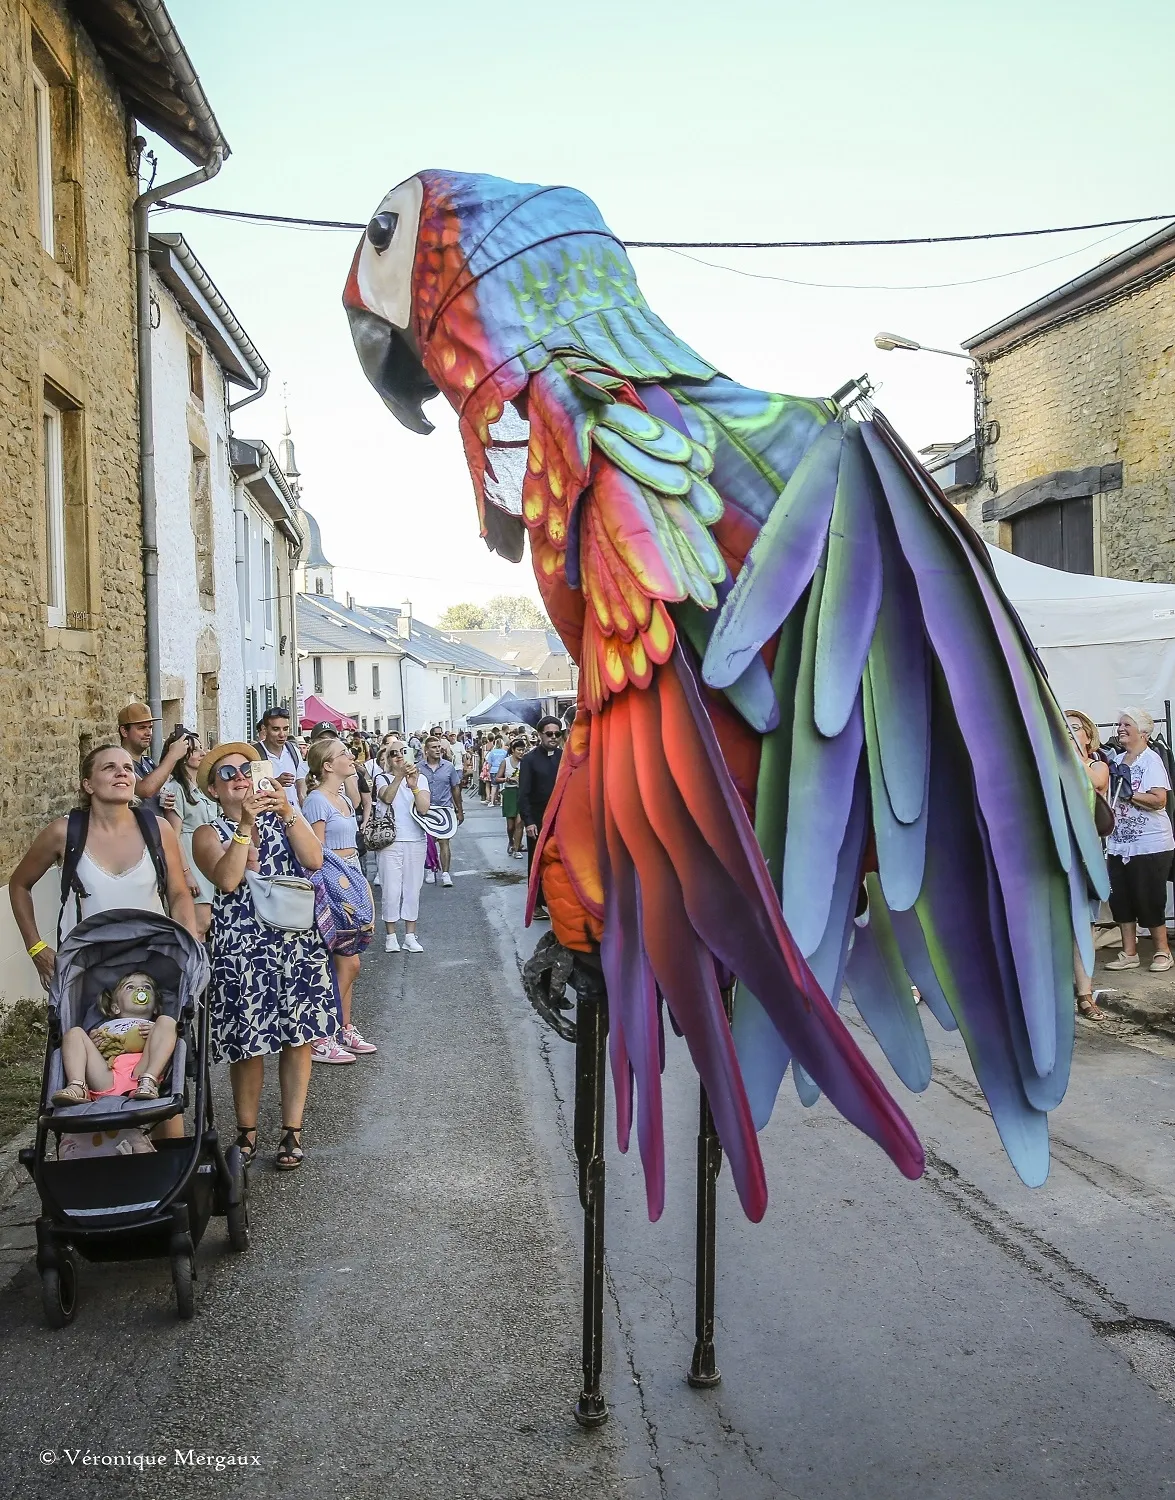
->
[231,832,251,846]
[27,940,47,958]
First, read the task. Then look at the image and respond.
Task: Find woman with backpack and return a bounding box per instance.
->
[10,743,198,1133]
[10,743,198,992]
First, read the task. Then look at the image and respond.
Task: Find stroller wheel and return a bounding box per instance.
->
[226,1152,250,1253]
[41,1257,77,1329]
[172,1252,195,1320]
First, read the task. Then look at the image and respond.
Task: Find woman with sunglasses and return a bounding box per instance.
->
[193,742,339,1172]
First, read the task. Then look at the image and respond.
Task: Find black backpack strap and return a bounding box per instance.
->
[132,805,170,910]
[58,808,91,943]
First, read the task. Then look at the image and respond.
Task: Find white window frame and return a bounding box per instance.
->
[31,63,54,257]
[42,401,65,626]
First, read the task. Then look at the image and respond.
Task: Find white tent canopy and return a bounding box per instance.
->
[986,545,1175,733]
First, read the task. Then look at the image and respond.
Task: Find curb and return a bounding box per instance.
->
[0,1125,36,1210]
[1095,986,1175,1035]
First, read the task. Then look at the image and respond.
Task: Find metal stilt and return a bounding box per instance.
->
[572,960,609,1427]
[688,984,734,1388]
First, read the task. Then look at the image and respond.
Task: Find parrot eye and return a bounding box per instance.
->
[366,212,399,253]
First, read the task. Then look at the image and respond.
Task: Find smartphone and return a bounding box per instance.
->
[247,760,278,796]
[402,747,416,766]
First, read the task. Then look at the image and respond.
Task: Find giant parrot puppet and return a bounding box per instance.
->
[344,171,1107,1421]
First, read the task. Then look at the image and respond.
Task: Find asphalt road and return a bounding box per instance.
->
[3,800,1175,1498]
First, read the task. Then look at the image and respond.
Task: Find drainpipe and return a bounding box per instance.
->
[134,147,225,757]
[230,369,268,414]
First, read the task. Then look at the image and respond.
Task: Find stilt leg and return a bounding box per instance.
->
[688,984,733,1388]
[572,961,609,1427]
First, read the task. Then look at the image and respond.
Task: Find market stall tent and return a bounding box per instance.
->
[987,546,1175,731]
[299,694,358,731]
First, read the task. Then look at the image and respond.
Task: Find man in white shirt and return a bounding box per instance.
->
[254,707,308,805]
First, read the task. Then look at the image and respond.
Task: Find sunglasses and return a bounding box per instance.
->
[214,764,249,783]
[541,729,560,737]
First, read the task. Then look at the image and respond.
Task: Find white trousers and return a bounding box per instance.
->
[377,840,427,923]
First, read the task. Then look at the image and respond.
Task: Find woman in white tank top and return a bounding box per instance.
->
[9,743,197,991]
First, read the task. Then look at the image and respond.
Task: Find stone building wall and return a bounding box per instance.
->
[0,0,143,880]
[968,273,1175,581]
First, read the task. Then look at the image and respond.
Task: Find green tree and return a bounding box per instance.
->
[483,594,549,631]
[437,602,489,629]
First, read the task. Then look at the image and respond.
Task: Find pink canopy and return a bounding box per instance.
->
[299,695,358,731]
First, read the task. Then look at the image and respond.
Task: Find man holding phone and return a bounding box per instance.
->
[118,703,186,817]
[253,706,308,806]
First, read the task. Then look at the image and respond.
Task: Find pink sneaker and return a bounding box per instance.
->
[311,1037,356,1064]
[338,1025,377,1055]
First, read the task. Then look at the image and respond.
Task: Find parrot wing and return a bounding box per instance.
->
[522,365,925,1221]
[702,406,1108,1187]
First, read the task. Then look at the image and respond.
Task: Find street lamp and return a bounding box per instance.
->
[873,331,972,361]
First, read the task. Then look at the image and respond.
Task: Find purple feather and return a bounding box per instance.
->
[703,419,844,689]
[862,427,1060,1077]
[867,509,930,825]
[914,702,1051,1185]
[863,668,928,912]
[601,832,665,1217]
[867,419,1073,874]
[813,423,883,737]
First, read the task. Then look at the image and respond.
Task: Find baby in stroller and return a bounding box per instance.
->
[51,971,176,1108]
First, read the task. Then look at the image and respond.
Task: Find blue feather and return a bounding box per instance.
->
[845,876,933,1093]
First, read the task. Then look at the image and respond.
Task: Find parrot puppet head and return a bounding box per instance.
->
[344,169,714,563]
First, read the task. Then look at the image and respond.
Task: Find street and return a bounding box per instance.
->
[3,800,1175,1497]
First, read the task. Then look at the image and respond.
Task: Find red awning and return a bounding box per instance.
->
[299,694,359,731]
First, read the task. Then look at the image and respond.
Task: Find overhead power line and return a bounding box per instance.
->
[152,199,1175,249]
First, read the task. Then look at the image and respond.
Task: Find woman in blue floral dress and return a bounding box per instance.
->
[193,742,340,1172]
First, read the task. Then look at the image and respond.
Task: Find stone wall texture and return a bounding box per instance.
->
[0,0,144,877]
[969,272,1175,580]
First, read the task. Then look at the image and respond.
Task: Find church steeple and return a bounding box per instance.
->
[278,384,301,500]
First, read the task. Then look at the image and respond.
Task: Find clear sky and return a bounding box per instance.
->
[154,0,1174,623]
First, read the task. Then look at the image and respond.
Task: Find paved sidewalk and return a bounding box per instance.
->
[1091,932,1175,1032]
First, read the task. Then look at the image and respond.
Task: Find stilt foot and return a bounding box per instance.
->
[574,1391,610,1427]
[687,1341,722,1388]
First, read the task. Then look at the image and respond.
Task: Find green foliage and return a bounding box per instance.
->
[0,997,48,1146]
[437,602,489,629]
[483,595,550,631]
[439,596,550,632]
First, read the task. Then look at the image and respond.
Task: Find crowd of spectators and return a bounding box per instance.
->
[9,701,566,1171]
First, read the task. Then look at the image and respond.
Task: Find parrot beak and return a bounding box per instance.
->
[346,303,439,436]
[343,175,437,434]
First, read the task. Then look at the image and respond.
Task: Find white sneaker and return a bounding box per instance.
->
[440,871,453,887]
[403,934,424,953]
[424,870,436,884]
[384,933,400,953]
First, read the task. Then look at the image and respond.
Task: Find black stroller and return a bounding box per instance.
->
[19,909,248,1325]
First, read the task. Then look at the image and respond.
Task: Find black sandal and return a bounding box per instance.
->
[275,1125,304,1172]
[235,1126,258,1167]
